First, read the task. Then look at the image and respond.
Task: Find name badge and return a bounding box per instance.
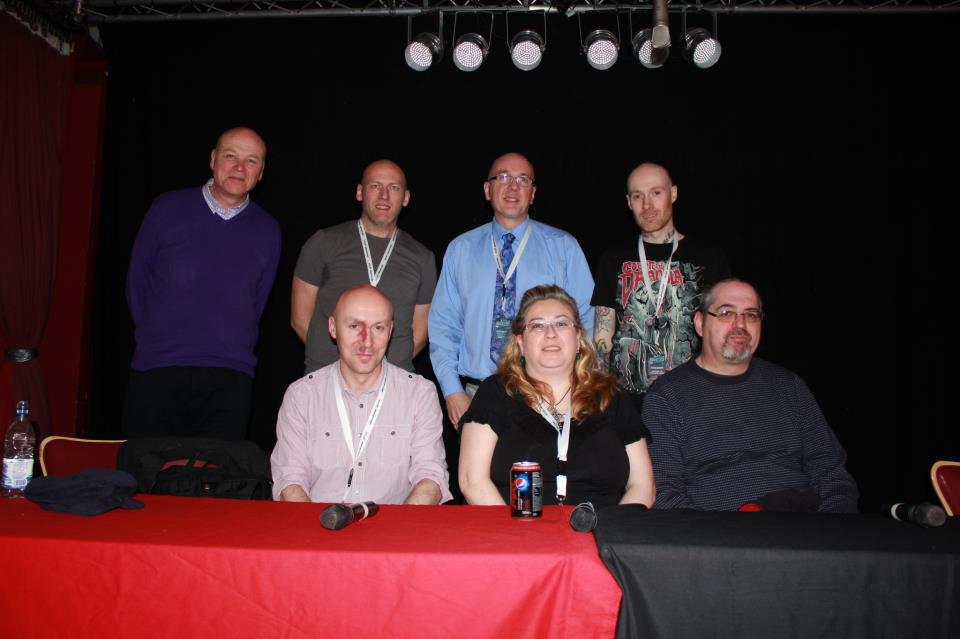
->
[494,319,512,342]
[646,353,668,381]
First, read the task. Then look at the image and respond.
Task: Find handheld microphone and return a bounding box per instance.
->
[569,502,598,532]
[320,501,380,530]
[887,502,946,528]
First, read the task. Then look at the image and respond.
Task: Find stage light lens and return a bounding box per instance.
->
[511,30,545,71]
[453,33,489,72]
[683,28,722,69]
[405,32,442,72]
[631,28,669,69]
[584,29,619,70]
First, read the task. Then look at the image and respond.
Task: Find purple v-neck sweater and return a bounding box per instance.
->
[126,187,281,376]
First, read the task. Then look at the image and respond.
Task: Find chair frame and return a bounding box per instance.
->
[931,460,960,517]
[38,436,127,476]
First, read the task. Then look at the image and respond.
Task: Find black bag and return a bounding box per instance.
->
[117,437,272,500]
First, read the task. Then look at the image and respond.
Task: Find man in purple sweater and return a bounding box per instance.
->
[123,127,281,440]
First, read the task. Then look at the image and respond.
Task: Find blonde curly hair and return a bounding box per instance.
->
[497,284,616,420]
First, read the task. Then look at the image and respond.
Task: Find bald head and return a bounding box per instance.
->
[332,284,393,321]
[356,159,410,237]
[215,127,266,158]
[361,159,406,188]
[625,162,678,242]
[626,162,672,192]
[488,152,535,182]
[484,152,537,229]
[329,285,394,387]
[208,127,267,209]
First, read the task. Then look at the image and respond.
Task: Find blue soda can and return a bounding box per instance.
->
[510,461,543,519]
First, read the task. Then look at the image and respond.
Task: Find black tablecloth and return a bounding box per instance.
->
[593,506,960,639]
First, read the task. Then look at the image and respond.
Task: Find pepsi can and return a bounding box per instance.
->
[510,461,543,519]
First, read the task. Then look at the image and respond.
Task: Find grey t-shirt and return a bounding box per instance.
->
[295,220,437,373]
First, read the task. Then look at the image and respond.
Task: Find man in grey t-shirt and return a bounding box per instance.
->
[291,160,436,373]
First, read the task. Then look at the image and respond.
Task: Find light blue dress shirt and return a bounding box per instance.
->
[428,217,595,398]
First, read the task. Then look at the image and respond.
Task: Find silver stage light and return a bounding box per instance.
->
[683,28,722,69]
[453,33,489,72]
[404,32,443,72]
[510,30,545,72]
[631,28,669,69]
[583,29,619,70]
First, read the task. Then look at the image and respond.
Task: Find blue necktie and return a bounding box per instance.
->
[491,232,517,365]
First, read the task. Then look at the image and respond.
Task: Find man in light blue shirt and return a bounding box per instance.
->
[429,152,594,426]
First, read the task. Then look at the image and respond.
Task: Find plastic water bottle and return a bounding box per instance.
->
[2,401,36,498]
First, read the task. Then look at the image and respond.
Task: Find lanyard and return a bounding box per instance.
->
[333,363,389,502]
[637,233,679,320]
[537,401,572,505]
[491,222,533,311]
[358,219,398,287]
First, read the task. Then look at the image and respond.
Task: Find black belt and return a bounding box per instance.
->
[460,376,484,388]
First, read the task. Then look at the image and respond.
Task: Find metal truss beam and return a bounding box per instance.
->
[50,0,960,25]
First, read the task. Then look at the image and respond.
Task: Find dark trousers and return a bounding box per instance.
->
[122,366,252,441]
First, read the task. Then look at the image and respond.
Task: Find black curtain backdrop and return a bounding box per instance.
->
[91,14,958,510]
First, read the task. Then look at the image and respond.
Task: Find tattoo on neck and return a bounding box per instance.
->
[641,228,675,244]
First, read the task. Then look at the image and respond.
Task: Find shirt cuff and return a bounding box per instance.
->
[438,371,465,398]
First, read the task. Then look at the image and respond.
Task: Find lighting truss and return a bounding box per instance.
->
[40,0,960,26]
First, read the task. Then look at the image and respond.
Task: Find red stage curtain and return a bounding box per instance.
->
[0,11,72,437]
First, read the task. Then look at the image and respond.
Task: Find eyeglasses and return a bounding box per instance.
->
[525,318,575,333]
[704,308,764,323]
[488,172,534,188]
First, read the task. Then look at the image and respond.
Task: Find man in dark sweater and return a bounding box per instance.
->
[123,127,281,440]
[642,278,859,513]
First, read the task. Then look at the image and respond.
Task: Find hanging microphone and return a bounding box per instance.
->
[887,502,946,528]
[320,501,380,530]
[569,502,599,532]
[651,0,671,50]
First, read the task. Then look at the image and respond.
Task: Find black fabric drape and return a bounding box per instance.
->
[594,506,960,639]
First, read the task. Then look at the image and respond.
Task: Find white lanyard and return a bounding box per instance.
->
[491,222,533,311]
[333,363,389,501]
[637,233,679,319]
[537,401,572,505]
[358,219,398,287]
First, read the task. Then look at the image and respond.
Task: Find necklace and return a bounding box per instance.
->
[544,386,571,423]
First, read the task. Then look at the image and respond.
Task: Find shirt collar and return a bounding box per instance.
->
[336,360,387,399]
[492,216,531,242]
[203,179,250,220]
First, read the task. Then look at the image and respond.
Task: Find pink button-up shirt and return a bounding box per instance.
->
[271,361,451,504]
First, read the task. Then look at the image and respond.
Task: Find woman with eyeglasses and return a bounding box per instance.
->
[459,284,655,508]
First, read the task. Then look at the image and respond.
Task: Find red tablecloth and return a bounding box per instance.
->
[0,496,620,638]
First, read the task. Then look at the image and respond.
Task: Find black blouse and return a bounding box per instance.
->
[461,375,650,508]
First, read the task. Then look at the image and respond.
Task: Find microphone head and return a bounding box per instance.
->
[320,503,355,530]
[569,502,599,533]
[651,25,671,50]
[915,503,947,528]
